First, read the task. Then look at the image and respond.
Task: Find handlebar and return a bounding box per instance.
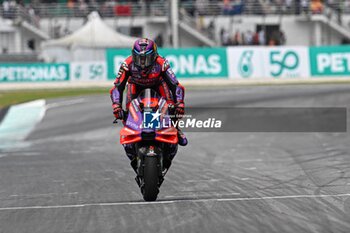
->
[113,103,179,124]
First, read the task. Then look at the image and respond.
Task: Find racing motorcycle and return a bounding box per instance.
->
[115,88,179,201]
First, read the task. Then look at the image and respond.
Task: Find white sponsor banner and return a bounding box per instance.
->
[228,47,310,79]
[227,47,265,79]
[70,61,107,82]
[263,47,310,78]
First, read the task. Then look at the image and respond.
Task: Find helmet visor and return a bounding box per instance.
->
[132,49,156,68]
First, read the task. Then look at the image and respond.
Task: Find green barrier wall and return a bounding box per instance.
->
[106,47,228,80]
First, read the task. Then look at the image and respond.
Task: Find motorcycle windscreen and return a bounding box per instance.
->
[137,88,160,109]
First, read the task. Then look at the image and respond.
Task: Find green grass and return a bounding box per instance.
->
[0,88,109,107]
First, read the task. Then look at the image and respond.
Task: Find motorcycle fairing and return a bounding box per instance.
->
[120,89,178,145]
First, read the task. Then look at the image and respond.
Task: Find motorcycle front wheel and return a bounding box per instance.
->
[142,156,159,201]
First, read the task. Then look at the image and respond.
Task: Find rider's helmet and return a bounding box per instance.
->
[132,38,158,69]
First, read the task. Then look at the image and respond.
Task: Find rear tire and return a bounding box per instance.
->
[142,157,159,201]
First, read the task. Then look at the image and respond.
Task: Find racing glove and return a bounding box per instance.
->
[175,102,185,119]
[112,103,124,119]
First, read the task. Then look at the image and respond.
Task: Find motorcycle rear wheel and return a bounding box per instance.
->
[142,156,159,201]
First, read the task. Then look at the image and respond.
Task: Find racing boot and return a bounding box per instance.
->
[164,144,177,170]
[177,129,188,146]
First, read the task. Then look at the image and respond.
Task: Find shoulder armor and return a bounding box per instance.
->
[121,62,129,71]
[121,56,133,71]
[156,56,169,72]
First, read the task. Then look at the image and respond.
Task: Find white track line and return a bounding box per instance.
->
[0,193,350,211]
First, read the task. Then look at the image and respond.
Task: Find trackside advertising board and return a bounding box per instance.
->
[0,64,69,82]
[106,47,229,79]
[309,46,350,76]
[227,47,310,79]
[1,46,350,83]
[70,61,107,82]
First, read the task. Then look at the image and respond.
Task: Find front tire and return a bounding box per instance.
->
[142,156,159,201]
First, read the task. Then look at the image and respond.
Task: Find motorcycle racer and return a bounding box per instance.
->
[110,38,188,150]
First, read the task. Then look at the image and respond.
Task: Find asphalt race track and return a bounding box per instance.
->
[1,84,350,233]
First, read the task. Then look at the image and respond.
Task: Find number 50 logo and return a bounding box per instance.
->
[269,50,299,77]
